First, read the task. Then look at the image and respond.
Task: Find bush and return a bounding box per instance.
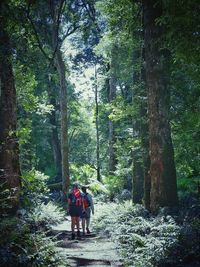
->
[21,170,50,206]
[70,163,96,185]
[93,202,181,267]
[0,200,66,267]
[0,220,65,267]
[27,201,65,228]
[93,202,200,267]
[103,175,124,200]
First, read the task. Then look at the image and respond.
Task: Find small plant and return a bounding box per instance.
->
[27,201,65,228]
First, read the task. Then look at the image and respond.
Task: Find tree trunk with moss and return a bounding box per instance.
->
[54,50,70,195]
[48,77,62,180]
[143,0,178,212]
[0,2,21,212]
[51,5,70,194]
[108,49,117,175]
[94,65,101,181]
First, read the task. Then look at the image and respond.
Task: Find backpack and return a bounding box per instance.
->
[71,189,83,206]
[83,193,90,209]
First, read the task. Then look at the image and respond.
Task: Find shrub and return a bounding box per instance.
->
[21,170,50,206]
[70,163,96,185]
[103,175,124,200]
[0,216,65,267]
[0,200,66,267]
[27,201,65,228]
[92,202,180,267]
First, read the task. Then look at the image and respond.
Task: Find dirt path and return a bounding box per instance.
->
[51,217,123,267]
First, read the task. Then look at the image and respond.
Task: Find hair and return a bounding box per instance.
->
[72,182,79,189]
[81,186,87,193]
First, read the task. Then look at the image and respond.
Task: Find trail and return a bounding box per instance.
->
[51,217,123,267]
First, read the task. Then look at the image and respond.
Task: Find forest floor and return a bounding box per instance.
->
[51,216,123,267]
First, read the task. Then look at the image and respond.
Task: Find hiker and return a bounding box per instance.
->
[67,183,84,240]
[81,186,94,235]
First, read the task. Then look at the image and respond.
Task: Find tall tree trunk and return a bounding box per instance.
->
[141,103,151,210]
[94,65,101,181]
[51,3,70,195]
[108,50,117,174]
[132,153,144,203]
[0,5,21,211]
[140,44,151,210]
[143,0,178,212]
[48,77,62,180]
[54,50,70,194]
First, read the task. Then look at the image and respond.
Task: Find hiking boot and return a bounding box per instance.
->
[86,227,91,234]
[71,232,75,240]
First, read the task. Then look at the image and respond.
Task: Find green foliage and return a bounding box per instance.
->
[0,185,14,216]
[88,179,109,196]
[93,202,197,267]
[21,170,50,206]
[159,0,200,64]
[15,64,38,113]
[69,101,97,166]
[177,176,200,193]
[0,201,66,267]
[103,174,124,199]
[27,201,65,228]
[70,163,96,185]
[93,202,200,267]
[0,169,64,266]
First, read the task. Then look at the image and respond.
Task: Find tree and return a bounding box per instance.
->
[47,74,62,179]
[108,46,118,174]
[0,1,21,211]
[25,0,98,194]
[94,65,101,181]
[143,0,178,212]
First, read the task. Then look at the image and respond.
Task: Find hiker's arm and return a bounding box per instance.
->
[82,195,86,212]
[67,198,71,213]
[89,195,94,214]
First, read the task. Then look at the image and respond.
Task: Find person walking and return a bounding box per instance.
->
[67,183,84,240]
[81,186,94,235]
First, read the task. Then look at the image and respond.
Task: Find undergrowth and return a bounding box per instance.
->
[92,201,200,267]
[0,194,66,267]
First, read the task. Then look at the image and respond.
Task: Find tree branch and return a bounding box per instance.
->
[26,4,51,61]
[61,24,80,43]
[81,0,96,22]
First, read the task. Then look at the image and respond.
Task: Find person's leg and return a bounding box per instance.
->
[75,217,80,231]
[82,217,86,235]
[85,208,91,233]
[86,217,91,233]
[71,217,76,239]
[75,217,81,238]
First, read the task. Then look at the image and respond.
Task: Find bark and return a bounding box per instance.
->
[51,4,70,195]
[54,49,70,194]
[141,104,151,210]
[94,65,101,181]
[0,5,21,211]
[143,0,178,212]
[140,46,151,210]
[47,78,62,179]
[132,155,144,203]
[108,51,117,174]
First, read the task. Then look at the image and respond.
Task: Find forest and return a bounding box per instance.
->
[0,0,199,266]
